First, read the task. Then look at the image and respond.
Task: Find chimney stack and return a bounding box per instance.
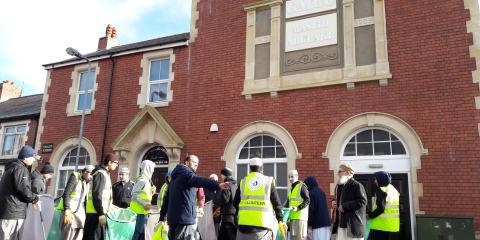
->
[98,24,120,50]
[0,80,22,102]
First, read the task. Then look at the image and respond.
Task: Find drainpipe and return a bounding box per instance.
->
[32,115,39,149]
[100,54,116,160]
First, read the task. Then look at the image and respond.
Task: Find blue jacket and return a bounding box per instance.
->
[304,176,331,229]
[159,164,219,225]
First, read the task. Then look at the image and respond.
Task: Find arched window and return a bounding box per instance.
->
[343,129,407,157]
[56,147,90,197]
[236,135,288,203]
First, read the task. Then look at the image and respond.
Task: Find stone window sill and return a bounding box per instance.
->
[242,63,392,97]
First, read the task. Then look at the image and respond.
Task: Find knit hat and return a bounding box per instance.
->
[374,171,391,187]
[338,164,355,174]
[119,167,130,174]
[18,145,36,159]
[220,167,233,177]
[40,163,54,174]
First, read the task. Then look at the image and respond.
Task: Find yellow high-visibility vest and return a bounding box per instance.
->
[238,172,275,230]
[157,183,168,210]
[86,169,112,214]
[369,184,400,232]
[288,181,308,220]
[57,171,86,212]
[130,177,154,215]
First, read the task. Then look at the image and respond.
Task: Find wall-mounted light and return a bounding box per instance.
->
[210,122,219,133]
[113,147,129,162]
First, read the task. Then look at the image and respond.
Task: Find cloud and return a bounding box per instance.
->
[0,0,191,93]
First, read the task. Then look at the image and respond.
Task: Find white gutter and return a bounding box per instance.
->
[44,40,189,70]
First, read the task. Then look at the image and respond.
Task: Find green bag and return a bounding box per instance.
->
[276,208,291,240]
[47,209,62,240]
[105,208,137,240]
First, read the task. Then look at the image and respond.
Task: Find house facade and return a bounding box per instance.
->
[0,80,42,177]
[39,0,480,238]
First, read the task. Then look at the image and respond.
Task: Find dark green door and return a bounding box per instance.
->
[355,173,412,240]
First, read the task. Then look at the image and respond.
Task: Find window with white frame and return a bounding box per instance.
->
[55,147,90,197]
[236,135,288,204]
[148,58,170,103]
[1,124,27,156]
[76,70,95,111]
[343,129,407,157]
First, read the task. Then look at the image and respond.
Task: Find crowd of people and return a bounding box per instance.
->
[0,145,400,240]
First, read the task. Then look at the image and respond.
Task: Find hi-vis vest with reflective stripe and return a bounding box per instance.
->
[288,181,308,220]
[157,183,168,210]
[130,177,154,215]
[238,172,275,230]
[86,169,112,214]
[57,171,86,213]
[369,184,400,232]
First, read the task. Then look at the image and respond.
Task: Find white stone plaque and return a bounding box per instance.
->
[286,0,337,19]
[285,13,337,52]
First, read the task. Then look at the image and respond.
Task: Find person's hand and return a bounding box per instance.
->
[290,206,298,211]
[331,200,337,209]
[32,203,42,211]
[144,204,151,211]
[338,205,344,213]
[63,210,73,225]
[99,215,107,226]
[218,182,231,190]
[213,208,221,217]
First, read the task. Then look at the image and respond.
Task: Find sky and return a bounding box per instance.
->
[0,0,191,96]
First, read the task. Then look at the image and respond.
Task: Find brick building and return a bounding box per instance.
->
[39,0,480,238]
[0,80,42,176]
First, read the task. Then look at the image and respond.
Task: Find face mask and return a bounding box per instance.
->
[337,175,349,185]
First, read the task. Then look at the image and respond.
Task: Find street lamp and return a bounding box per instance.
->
[66,47,91,172]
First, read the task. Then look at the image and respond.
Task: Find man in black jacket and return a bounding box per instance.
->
[84,153,119,240]
[0,146,40,240]
[336,164,367,240]
[159,155,230,240]
[214,167,237,240]
[31,162,55,194]
[112,167,134,208]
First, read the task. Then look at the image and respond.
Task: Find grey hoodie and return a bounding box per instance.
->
[131,160,156,209]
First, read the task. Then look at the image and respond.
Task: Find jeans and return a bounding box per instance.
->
[132,214,148,240]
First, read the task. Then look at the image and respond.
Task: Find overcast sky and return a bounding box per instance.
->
[0,0,191,96]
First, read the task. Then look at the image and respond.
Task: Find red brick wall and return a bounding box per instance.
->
[26,118,38,148]
[40,0,480,231]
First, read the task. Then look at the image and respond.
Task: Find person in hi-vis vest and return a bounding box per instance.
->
[233,157,286,240]
[58,165,94,240]
[368,171,400,240]
[286,170,310,240]
[130,160,156,240]
[157,170,172,212]
[83,153,119,240]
